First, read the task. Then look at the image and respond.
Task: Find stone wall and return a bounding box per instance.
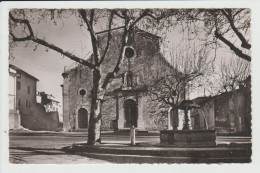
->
[101,96,117,131]
[142,95,169,131]
[21,103,62,131]
[214,90,246,133]
[191,88,250,135]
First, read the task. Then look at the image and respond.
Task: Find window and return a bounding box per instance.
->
[79,89,86,96]
[126,74,133,87]
[125,47,135,58]
[16,81,21,90]
[27,86,30,94]
[79,70,82,79]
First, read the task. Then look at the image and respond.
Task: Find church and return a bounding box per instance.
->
[61,27,183,132]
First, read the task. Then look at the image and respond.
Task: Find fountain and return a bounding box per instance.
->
[160,100,216,147]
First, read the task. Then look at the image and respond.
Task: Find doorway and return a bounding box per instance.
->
[78,108,88,128]
[124,99,138,128]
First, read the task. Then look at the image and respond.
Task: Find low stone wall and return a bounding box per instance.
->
[160,130,216,147]
[20,103,62,131]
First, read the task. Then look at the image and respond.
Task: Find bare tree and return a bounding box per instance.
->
[9,9,166,145]
[144,9,251,62]
[204,9,251,62]
[217,56,250,93]
[147,42,211,130]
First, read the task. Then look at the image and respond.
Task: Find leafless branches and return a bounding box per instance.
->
[156,8,251,62]
[147,42,211,109]
[9,12,97,69]
[207,9,251,61]
[217,56,250,93]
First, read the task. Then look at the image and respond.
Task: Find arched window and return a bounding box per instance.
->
[126,73,133,87]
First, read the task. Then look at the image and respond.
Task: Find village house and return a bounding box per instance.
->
[61,27,185,132]
[190,76,251,136]
[9,64,62,131]
[37,91,63,123]
[9,64,39,130]
[9,65,21,129]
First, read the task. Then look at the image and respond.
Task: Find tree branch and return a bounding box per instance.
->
[89,9,95,26]
[98,11,114,66]
[221,9,251,49]
[215,30,251,62]
[9,13,34,37]
[78,9,99,65]
[101,10,128,89]
[10,33,31,42]
[114,10,125,19]
[129,9,149,30]
[9,12,97,69]
[31,37,96,69]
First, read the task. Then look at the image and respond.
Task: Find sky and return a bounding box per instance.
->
[10,12,93,103]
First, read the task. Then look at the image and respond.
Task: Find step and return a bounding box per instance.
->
[77,152,251,164]
[63,144,252,158]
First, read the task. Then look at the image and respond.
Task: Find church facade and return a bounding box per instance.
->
[61,28,183,132]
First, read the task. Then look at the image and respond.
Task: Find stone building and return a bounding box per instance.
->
[9,65,21,129]
[190,77,251,136]
[9,64,62,131]
[62,27,183,132]
[9,64,39,130]
[37,92,63,123]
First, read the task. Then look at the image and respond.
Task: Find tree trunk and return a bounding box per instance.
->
[87,69,103,145]
[182,108,190,130]
[171,107,179,130]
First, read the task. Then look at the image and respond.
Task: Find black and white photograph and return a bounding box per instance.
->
[1,1,259,170]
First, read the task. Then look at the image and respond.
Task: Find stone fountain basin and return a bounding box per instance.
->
[160,129,216,147]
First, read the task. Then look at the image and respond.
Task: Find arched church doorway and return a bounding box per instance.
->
[78,108,88,128]
[124,99,138,128]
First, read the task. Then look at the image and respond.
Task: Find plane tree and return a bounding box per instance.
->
[147,43,212,130]
[142,8,251,62]
[9,9,169,145]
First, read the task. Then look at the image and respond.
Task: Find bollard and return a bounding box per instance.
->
[130,125,135,146]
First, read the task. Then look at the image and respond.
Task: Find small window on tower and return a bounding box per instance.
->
[79,70,82,79]
[126,74,133,87]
